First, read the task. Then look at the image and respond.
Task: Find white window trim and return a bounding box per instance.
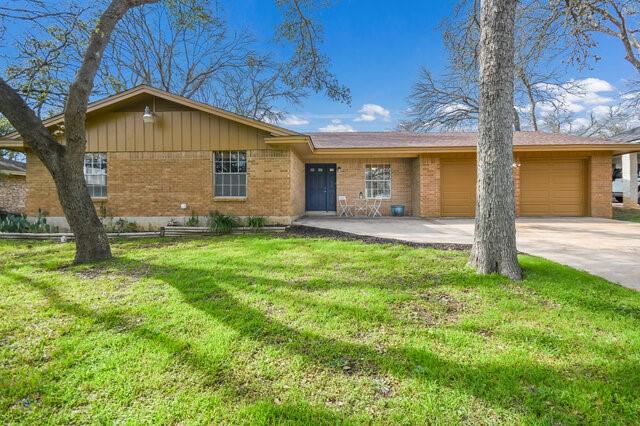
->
[84,152,107,199]
[364,164,391,200]
[213,151,248,199]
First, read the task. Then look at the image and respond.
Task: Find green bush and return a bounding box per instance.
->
[247,216,266,229]
[207,211,237,234]
[0,209,52,233]
[185,211,200,227]
[104,218,138,233]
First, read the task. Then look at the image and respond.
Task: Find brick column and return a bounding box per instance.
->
[590,154,613,218]
[622,153,639,208]
[420,155,441,217]
[513,155,521,217]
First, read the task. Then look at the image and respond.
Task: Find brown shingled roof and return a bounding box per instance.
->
[308,131,621,149]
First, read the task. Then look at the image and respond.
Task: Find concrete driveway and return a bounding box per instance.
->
[294,216,640,290]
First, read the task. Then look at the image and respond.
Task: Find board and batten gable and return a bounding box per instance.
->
[83,97,271,153]
[26,95,301,227]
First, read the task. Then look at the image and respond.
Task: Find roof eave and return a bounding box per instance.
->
[3,85,300,139]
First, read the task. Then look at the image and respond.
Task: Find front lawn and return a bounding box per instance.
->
[1,235,639,424]
[613,206,640,223]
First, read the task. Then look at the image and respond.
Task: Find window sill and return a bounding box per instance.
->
[91,197,108,201]
[214,196,247,202]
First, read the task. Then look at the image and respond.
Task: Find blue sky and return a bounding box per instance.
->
[225,0,639,133]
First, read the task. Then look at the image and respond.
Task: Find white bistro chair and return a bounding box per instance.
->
[368,198,382,217]
[338,196,353,217]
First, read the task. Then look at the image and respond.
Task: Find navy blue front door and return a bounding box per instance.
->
[305,164,337,211]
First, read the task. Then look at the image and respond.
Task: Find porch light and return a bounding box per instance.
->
[142,106,155,124]
[359,191,364,199]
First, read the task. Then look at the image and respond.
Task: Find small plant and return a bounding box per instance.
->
[104,218,138,233]
[0,214,29,232]
[0,209,51,233]
[28,209,51,233]
[207,211,237,234]
[185,210,200,227]
[247,216,266,230]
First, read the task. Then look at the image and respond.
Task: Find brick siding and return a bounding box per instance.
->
[0,174,26,214]
[590,153,613,218]
[26,149,302,224]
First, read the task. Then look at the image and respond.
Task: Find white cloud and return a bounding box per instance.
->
[280,115,309,126]
[590,105,613,118]
[354,103,390,122]
[318,119,355,132]
[533,78,615,114]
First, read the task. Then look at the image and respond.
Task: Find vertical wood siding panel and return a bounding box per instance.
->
[199,112,208,151]
[107,115,117,152]
[135,113,144,151]
[211,115,219,151]
[182,111,191,151]
[153,113,163,151]
[231,122,240,149]
[97,118,107,152]
[125,113,136,152]
[116,114,126,152]
[144,118,153,151]
[87,123,97,152]
[191,112,201,151]
[219,118,228,150]
[172,112,182,151]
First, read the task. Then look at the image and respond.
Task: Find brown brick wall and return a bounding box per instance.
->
[290,152,305,216]
[334,158,413,215]
[411,157,421,216]
[420,155,441,217]
[590,153,613,218]
[26,149,300,224]
[0,174,26,214]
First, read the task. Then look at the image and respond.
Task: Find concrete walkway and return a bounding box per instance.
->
[294,216,640,290]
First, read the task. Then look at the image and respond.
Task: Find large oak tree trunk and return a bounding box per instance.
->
[0,0,157,263]
[469,0,522,280]
[53,156,111,263]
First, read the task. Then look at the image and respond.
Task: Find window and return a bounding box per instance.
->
[214,151,247,197]
[365,164,391,199]
[84,153,107,198]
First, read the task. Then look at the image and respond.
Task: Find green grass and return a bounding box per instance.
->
[613,206,640,223]
[1,235,639,425]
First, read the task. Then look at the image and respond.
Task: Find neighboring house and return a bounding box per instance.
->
[1,85,639,230]
[611,126,640,203]
[0,158,26,214]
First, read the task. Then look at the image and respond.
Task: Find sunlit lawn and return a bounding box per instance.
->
[1,235,639,424]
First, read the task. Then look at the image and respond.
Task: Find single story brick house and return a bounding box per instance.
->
[0,158,26,214]
[1,85,639,229]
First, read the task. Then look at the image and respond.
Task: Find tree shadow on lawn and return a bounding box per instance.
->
[3,270,347,425]
[7,253,640,423]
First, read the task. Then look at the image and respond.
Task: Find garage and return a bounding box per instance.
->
[440,159,476,217]
[519,158,588,216]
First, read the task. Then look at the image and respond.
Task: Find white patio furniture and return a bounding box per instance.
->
[368,198,382,217]
[338,196,353,217]
[353,198,368,216]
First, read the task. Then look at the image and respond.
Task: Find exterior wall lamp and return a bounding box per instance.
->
[142,106,155,124]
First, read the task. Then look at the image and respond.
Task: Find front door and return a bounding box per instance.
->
[305,163,337,212]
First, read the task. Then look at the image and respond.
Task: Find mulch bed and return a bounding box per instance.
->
[282,225,471,251]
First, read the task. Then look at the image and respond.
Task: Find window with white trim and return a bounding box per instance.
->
[84,153,107,198]
[214,151,247,197]
[365,164,391,199]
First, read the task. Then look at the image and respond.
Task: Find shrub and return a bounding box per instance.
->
[207,211,237,234]
[0,214,29,232]
[0,209,52,233]
[185,210,200,227]
[104,218,138,233]
[247,216,266,229]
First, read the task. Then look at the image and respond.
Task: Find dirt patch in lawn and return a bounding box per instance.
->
[283,225,470,250]
[396,291,466,327]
